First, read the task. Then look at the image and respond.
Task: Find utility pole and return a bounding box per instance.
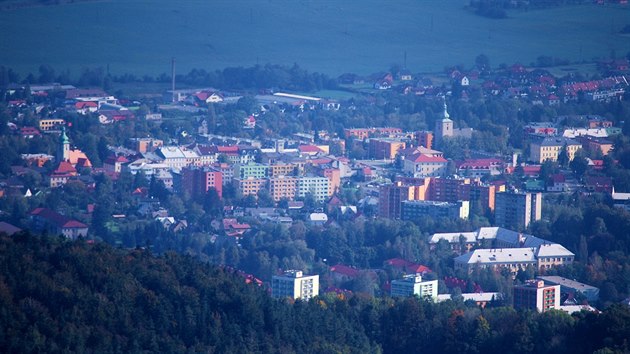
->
[171,57,176,103]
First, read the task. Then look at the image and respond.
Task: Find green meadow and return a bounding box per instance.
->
[0,0,629,78]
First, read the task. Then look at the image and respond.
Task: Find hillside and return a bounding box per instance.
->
[0,232,375,353]
[0,0,629,77]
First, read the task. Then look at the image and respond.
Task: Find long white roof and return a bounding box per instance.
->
[455,248,537,265]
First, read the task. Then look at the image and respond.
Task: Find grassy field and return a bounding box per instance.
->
[0,0,629,78]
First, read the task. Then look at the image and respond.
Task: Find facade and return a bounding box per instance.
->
[233,177,267,197]
[529,137,582,163]
[181,166,223,199]
[403,152,448,177]
[269,162,297,177]
[401,200,469,221]
[235,162,270,179]
[379,177,496,219]
[269,176,298,201]
[343,127,403,140]
[297,176,330,201]
[271,270,319,300]
[368,138,406,160]
[416,131,433,150]
[379,182,423,219]
[450,227,574,275]
[390,274,438,300]
[494,192,542,230]
[39,118,65,131]
[514,280,561,313]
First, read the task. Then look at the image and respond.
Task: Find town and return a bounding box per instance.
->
[2,54,630,318]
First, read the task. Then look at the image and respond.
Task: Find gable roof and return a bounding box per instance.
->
[30,208,87,229]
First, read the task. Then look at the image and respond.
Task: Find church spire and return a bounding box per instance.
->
[57,126,70,162]
[443,97,451,120]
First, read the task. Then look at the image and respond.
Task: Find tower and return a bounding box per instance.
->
[57,126,70,162]
[435,98,453,147]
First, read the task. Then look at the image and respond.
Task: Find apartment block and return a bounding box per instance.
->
[269,176,298,201]
[514,280,560,313]
[181,166,223,199]
[401,200,469,221]
[495,192,542,230]
[271,270,319,300]
[234,162,270,179]
[297,176,330,201]
[233,177,267,197]
[390,274,438,300]
[368,138,406,159]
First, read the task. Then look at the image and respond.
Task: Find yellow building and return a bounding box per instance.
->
[39,118,65,131]
[529,137,582,163]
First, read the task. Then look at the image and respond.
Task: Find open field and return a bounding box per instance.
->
[0,0,629,78]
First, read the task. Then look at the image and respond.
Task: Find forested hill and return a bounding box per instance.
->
[0,232,376,353]
[2,232,630,353]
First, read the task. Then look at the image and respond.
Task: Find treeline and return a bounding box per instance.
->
[0,63,338,92]
[1,232,630,353]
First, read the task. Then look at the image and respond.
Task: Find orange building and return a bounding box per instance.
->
[368,138,406,159]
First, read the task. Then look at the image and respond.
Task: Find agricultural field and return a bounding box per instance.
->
[0,0,629,78]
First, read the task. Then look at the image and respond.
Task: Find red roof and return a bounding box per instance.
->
[299,145,323,153]
[409,153,447,163]
[53,161,77,174]
[75,101,98,109]
[330,264,360,278]
[458,158,502,169]
[385,258,432,274]
[30,207,87,229]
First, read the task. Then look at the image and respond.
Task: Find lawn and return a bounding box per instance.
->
[0,0,629,78]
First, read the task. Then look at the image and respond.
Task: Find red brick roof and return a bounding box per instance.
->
[330,264,360,278]
[30,208,87,229]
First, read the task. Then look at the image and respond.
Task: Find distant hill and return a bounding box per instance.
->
[0,0,629,77]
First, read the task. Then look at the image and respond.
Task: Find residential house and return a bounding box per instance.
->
[29,208,88,239]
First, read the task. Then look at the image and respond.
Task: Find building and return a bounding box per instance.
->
[513,280,561,312]
[156,146,201,169]
[454,248,538,275]
[181,166,223,199]
[129,137,163,153]
[494,192,541,230]
[434,101,453,147]
[29,208,88,239]
[401,200,469,221]
[436,292,502,308]
[39,118,65,131]
[269,176,298,201]
[452,236,573,275]
[529,137,582,163]
[536,276,599,302]
[415,130,433,149]
[271,270,319,300]
[233,177,267,197]
[402,147,448,177]
[234,162,270,179]
[343,127,403,140]
[368,138,406,160]
[379,181,424,219]
[297,176,330,201]
[379,177,496,219]
[390,274,438,300]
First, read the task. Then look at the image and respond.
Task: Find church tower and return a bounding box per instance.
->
[57,126,70,162]
[435,99,453,147]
